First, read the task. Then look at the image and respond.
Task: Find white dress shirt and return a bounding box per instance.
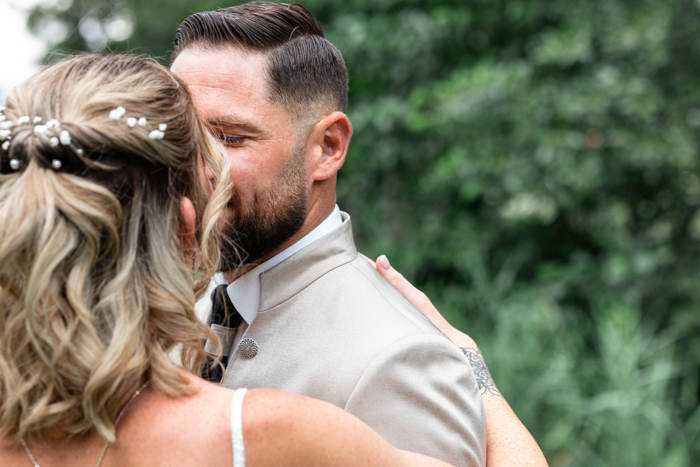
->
[205,205,343,354]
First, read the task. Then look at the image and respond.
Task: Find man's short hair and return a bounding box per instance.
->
[172,2,348,117]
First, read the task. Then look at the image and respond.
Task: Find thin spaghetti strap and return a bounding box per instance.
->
[231,388,248,467]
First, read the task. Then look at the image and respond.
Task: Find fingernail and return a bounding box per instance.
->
[379,255,391,270]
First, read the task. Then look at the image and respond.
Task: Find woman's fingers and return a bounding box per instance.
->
[375,255,422,304]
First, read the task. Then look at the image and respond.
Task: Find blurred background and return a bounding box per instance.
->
[2,0,699,465]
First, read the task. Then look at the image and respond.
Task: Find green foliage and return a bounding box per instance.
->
[28,0,700,464]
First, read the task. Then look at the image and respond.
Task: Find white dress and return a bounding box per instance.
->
[231,388,248,467]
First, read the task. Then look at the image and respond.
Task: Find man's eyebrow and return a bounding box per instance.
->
[206,118,261,134]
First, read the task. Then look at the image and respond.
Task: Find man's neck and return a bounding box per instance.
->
[223,198,336,283]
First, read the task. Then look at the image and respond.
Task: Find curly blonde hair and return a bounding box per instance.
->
[0,55,233,442]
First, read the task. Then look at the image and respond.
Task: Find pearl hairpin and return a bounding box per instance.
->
[59,130,71,145]
[109,106,126,120]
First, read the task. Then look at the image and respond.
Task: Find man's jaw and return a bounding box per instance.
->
[218,196,308,277]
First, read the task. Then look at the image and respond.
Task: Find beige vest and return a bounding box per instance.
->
[221,213,486,467]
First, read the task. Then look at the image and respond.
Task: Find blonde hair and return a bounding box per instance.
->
[0,55,233,441]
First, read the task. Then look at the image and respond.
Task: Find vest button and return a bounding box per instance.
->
[238,338,259,359]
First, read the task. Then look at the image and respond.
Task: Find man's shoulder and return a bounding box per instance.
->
[255,248,453,362]
[295,253,444,338]
[239,251,469,407]
[289,258,486,466]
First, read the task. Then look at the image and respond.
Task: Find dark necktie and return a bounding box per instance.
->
[201,284,244,383]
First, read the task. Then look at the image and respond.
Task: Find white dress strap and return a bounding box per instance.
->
[231,388,248,467]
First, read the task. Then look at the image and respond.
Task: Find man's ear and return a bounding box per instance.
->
[179,196,198,252]
[309,111,353,181]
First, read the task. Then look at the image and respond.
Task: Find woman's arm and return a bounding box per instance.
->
[242,388,452,467]
[373,255,548,467]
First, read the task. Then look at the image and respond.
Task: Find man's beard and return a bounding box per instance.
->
[219,147,308,271]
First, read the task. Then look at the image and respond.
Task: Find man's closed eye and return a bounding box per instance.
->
[222,135,246,145]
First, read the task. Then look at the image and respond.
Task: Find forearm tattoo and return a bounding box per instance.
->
[459,347,501,397]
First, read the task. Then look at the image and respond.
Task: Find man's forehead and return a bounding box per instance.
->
[171,46,300,134]
[172,46,269,96]
[172,44,266,70]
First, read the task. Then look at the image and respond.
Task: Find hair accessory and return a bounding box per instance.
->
[60,130,71,145]
[0,116,84,173]
[148,130,165,140]
[109,106,126,120]
[107,109,166,140]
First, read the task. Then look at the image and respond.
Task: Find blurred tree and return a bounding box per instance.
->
[26,0,700,465]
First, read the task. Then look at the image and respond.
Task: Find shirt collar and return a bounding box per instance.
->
[224,205,343,324]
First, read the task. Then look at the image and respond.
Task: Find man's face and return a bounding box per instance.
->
[172,46,310,268]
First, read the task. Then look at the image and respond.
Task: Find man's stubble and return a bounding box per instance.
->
[219,144,308,271]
